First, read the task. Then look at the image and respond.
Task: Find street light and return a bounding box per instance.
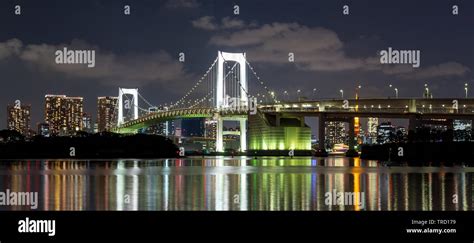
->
[312,88,317,99]
[356,85,362,99]
[297,89,301,100]
[339,89,344,99]
[465,83,468,98]
[394,88,399,98]
[283,90,288,101]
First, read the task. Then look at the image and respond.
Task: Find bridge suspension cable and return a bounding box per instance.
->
[170,57,218,109]
[245,60,279,104]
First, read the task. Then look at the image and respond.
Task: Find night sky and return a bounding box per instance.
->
[0,0,473,129]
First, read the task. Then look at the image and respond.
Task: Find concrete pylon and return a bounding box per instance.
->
[216,51,248,108]
[118,88,138,126]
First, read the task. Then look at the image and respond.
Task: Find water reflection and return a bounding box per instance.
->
[0,157,472,211]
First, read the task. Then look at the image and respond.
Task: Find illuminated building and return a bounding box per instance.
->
[97,96,118,132]
[367,117,379,144]
[325,121,346,148]
[44,95,84,135]
[82,113,93,133]
[65,97,84,133]
[354,117,361,144]
[166,120,175,136]
[44,95,65,135]
[7,103,31,136]
[453,120,472,141]
[158,106,174,136]
[142,106,174,136]
[377,122,395,144]
[37,123,50,137]
[205,119,217,138]
[144,123,167,135]
[248,114,311,151]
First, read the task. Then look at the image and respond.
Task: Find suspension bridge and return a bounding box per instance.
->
[111,51,474,155]
[112,51,277,153]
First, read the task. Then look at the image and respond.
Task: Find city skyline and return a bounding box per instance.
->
[0,2,473,241]
[0,0,473,129]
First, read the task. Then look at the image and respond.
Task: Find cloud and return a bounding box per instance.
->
[209,22,369,71]
[208,22,470,79]
[0,38,193,87]
[191,16,218,31]
[221,17,246,29]
[191,16,250,31]
[0,38,22,59]
[165,0,200,9]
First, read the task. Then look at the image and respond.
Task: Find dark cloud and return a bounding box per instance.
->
[192,16,254,31]
[0,39,193,87]
[208,21,470,79]
[165,0,200,9]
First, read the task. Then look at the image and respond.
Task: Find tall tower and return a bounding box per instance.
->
[118,88,138,126]
[216,51,248,108]
[214,51,248,152]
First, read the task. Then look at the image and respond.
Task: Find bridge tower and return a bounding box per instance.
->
[118,88,139,126]
[215,51,248,153]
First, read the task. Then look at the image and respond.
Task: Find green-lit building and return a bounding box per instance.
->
[248,112,311,153]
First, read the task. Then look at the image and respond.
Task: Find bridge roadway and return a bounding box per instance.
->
[113,108,247,133]
[115,98,474,152]
[261,98,474,154]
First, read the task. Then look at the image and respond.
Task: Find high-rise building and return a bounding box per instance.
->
[166,120,175,136]
[377,122,395,144]
[325,121,346,148]
[44,95,65,135]
[82,113,93,133]
[44,95,84,135]
[97,96,118,132]
[367,117,379,144]
[7,103,31,136]
[65,97,84,133]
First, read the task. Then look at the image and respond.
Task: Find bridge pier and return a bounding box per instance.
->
[240,118,247,152]
[408,114,419,136]
[215,115,247,153]
[216,116,224,153]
